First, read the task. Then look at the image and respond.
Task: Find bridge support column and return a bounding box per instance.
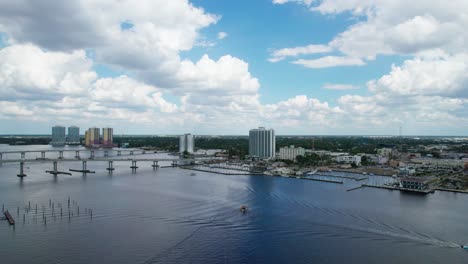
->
[130,151,134,155]
[82,161,87,170]
[90,150,95,159]
[75,151,80,159]
[172,160,178,167]
[59,151,64,159]
[41,151,46,159]
[104,150,109,157]
[152,160,159,169]
[53,161,58,173]
[117,151,121,156]
[21,152,25,159]
[130,160,138,171]
[107,161,115,172]
[17,161,27,178]
[142,151,146,154]
[0,153,2,160]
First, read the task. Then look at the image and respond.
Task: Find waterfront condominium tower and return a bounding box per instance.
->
[179,133,194,153]
[67,126,80,144]
[249,127,276,159]
[102,127,113,146]
[87,127,100,146]
[51,125,66,146]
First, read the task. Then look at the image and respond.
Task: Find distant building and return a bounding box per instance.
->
[377,148,393,157]
[249,127,275,159]
[102,127,113,146]
[336,155,362,165]
[400,177,431,190]
[179,133,194,153]
[51,126,66,146]
[86,127,100,147]
[85,130,90,147]
[67,126,80,144]
[279,145,305,161]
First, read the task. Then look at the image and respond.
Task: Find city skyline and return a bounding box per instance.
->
[0,1,467,136]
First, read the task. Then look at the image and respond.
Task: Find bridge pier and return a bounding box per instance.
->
[130,151,134,155]
[107,161,115,172]
[152,160,159,169]
[82,161,87,170]
[41,151,46,160]
[21,152,25,159]
[130,160,138,171]
[17,161,27,178]
[59,151,64,159]
[172,160,178,167]
[104,150,109,157]
[90,150,95,159]
[53,161,58,173]
[75,151,80,159]
[142,151,146,154]
[117,151,121,156]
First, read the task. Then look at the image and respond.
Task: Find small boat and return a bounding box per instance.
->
[461,245,468,250]
[190,173,196,176]
[240,205,247,213]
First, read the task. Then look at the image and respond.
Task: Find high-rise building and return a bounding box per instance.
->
[67,126,80,144]
[85,130,90,147]
[179,133,194,153]
[87,127,100,146]
[102,127,113,146]
[51,126,66,146]
[249,127,275,159]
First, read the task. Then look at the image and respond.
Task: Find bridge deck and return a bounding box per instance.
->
[0,158,193,163]
[0,148,154,154]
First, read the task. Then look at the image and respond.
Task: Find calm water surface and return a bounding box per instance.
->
[0,145,467,263]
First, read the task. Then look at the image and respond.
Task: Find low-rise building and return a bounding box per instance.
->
[377,148,393,157]
[400,177,431,190]
[278,145,305,161]
[411,158,464,168]
[336,155,361,165]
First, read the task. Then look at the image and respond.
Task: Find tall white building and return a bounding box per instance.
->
[179,133,194,153]
[67,126,80,144]
[249,127,275,159]
[51,126,66,146]
[279,145,305,161]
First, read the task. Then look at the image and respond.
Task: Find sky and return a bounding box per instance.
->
[0,0,467,136]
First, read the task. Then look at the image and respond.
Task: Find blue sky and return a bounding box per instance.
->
[0,0,467,135]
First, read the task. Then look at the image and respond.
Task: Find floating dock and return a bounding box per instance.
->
[4,210,15,225]
[69,169,95,173]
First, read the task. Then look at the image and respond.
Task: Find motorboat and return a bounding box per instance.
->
[462,245,468,250]
[240,205,247,213]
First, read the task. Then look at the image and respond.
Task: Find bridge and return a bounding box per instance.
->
[0,157,203,178]
[0,149,162,161]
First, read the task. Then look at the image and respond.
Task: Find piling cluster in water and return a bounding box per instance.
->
[1,197,94,229]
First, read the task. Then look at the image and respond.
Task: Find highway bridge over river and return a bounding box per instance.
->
[0,149,208,178]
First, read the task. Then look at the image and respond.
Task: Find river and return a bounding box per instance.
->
[0,145,466,263]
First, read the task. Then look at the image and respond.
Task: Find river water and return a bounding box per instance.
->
[0,145,467,263]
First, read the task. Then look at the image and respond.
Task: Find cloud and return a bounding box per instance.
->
[292,56,365,68]
[323,83,360,90]
[268,44,332,62]
[217,32,228,40]
[368,52,468,98]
